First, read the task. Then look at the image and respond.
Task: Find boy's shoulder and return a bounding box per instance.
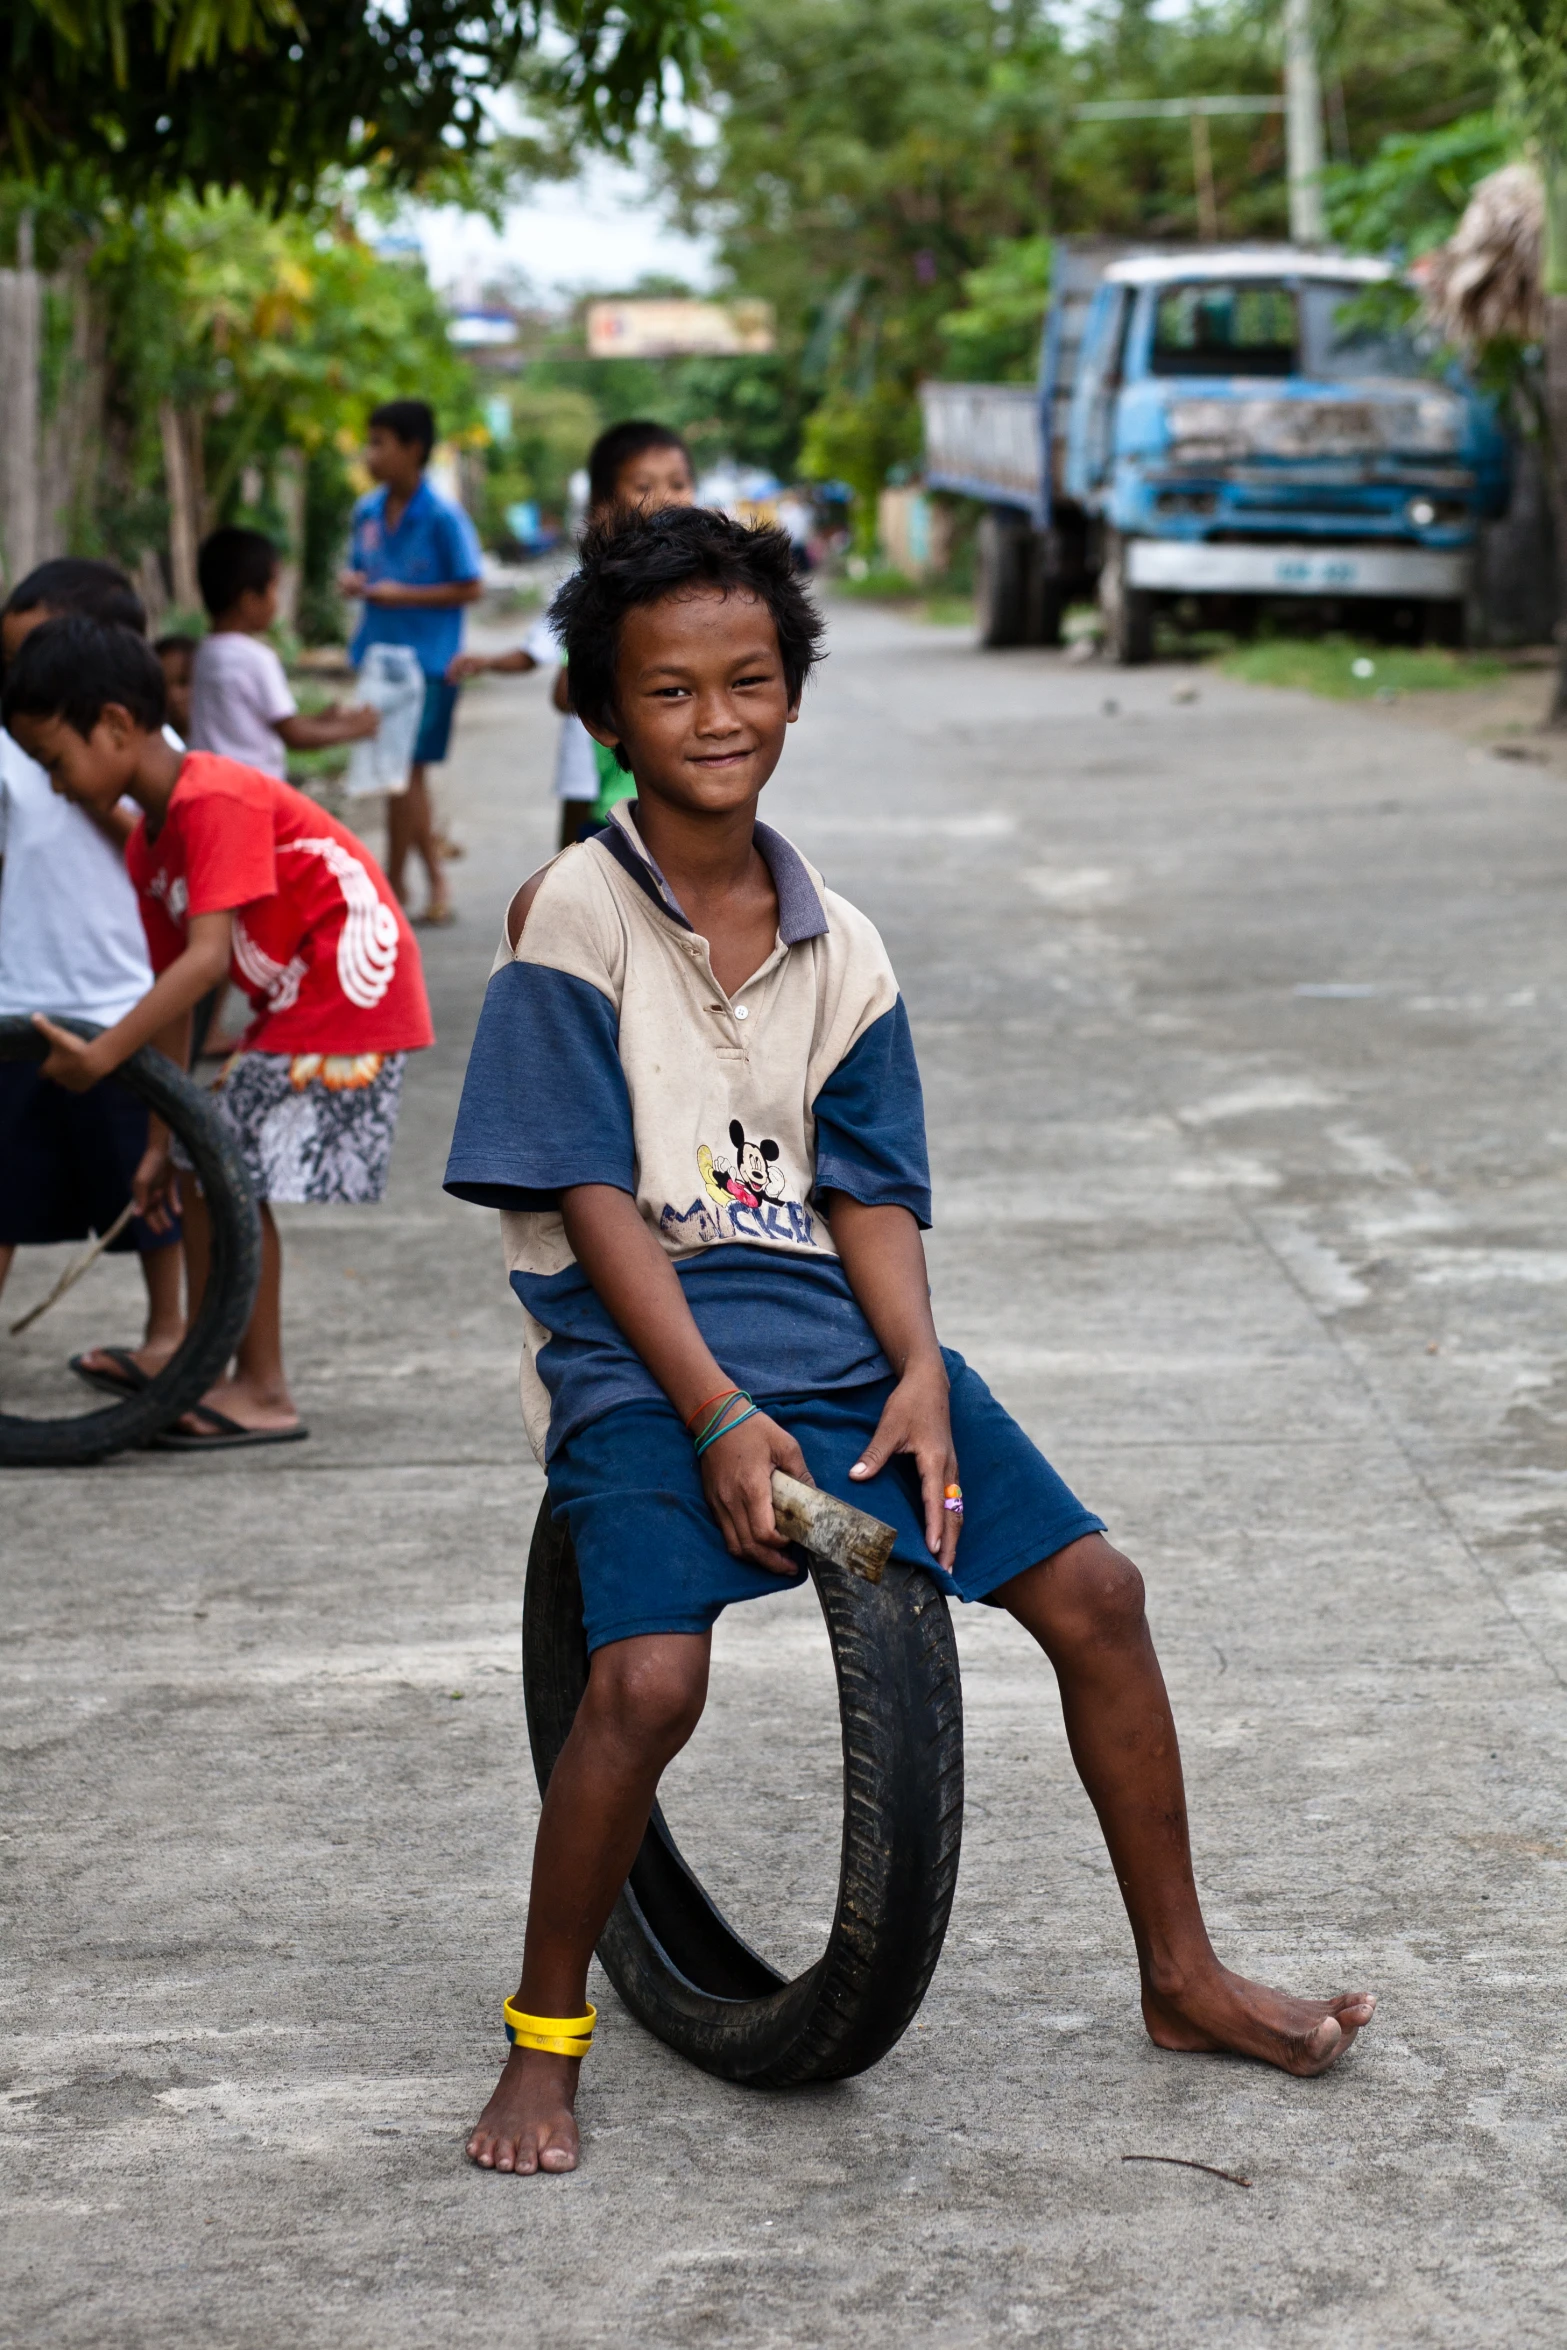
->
[495,839,630,988]
[351,485,386,523]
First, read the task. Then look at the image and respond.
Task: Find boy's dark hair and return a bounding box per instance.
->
[588,419,692,512]
[155,632,199,662]
[197,525,277,618]
[4,557,145,636]
[369,398,436,460]
[2,615,167,738]
[549,506,825,768]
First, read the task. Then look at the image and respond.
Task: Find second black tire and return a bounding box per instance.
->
[522,1495,965,2086]
[0,1016,262,1467]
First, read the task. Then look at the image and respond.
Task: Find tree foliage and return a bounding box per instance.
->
[4,0,730,203]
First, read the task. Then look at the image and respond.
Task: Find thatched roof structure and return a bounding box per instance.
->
[1419,162,1545,347]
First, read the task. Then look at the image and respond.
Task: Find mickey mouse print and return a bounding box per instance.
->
[676,1117,819,1249]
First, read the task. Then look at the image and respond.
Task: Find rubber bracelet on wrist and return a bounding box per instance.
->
[685,1385,741,1433]
[694,1401,760,1458]
[690,1388,752,1447]
[690,1388,749,1447]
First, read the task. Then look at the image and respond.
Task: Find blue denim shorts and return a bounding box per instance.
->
[413,677,459,765]
[546,1349,1105,1652]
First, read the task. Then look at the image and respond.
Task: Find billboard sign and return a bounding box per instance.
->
[585,299,775,359]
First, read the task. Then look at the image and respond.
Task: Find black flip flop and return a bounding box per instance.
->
[149,1404,309,1452]
[69,1346,151,1399]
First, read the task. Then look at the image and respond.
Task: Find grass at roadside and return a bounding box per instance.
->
[833,571,975,628]
[1217,635,1513,699]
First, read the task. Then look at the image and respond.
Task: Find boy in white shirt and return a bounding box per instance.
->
[0,560,183,1394]
[448,421,695,850]
[190,528,377,776]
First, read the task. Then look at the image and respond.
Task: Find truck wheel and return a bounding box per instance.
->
[0,1016,262,1467]
[1100,532,1155,665]
[1031,575,1066,649]
[977,509,1031,647]
[522,1495,965,2086]
[1424,598,1466,650]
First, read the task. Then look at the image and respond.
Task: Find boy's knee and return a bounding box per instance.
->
[586,1639,707,1761]
[1042,1534,1147,1649]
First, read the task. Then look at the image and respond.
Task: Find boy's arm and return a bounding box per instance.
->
[560,1183,813,1572]
[31,911,233,1093]
[358,578,482,609]
[447,648,539,682]
[821,1194,961,1568]
[276,706,379,748]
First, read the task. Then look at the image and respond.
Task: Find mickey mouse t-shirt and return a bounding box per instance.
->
[444,800,930,1462]
[127,752,434,1057]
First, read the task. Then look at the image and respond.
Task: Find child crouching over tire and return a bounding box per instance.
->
[443,507,1375,2176]
[3,617,434,1448]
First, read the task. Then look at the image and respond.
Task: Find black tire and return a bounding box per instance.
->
[977,508,1031,648]
[1424,597,1466,650]
[1100,530,1156,665]
[0,1016,262,1467]
[522,1495,965,2087]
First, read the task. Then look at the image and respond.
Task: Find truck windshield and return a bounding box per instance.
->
[1150,283,1297,377]
[1300,282,1426,380]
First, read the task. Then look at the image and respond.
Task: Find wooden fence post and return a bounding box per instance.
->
[0,219,42,590]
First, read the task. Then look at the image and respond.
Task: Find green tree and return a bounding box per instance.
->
[6,0,730,203]
[937,236,1052,382]
[1446,1,1567,715]
[86,191,477,626]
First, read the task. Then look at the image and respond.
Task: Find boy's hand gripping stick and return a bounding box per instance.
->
[770,1470,896,1584]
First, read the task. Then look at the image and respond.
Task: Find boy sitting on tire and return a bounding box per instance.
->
[444,506,1375,2177]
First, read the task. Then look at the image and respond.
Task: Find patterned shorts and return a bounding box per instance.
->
[173,1051,406,1205]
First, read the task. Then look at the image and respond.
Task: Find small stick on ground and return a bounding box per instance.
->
[8,1201,136,1336]
[1120,2154,1253,2189]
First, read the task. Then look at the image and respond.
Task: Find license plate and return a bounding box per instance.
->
[1271,554,1362,589]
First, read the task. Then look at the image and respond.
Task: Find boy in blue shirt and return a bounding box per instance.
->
[341,400,482,926]
[447,507,1375,2178]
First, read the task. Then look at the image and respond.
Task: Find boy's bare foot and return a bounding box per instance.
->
[466,2048,581,2174]
[1143,1965,1375,2076]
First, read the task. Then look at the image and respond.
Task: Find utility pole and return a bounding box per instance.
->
[1283,0,1325,245]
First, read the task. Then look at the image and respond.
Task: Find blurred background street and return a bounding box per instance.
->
[7,604,1567,2345]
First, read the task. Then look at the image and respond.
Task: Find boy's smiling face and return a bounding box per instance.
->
[598,586,797,817]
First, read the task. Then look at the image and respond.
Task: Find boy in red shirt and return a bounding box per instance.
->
[4,616,434,1449]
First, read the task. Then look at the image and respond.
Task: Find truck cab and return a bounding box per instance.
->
[921,244,1511,662]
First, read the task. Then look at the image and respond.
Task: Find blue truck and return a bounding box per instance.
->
[921,243,1511,661]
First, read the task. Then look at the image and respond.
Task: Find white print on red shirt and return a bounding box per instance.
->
[286,836,400,1010]
[167,833,400,1017]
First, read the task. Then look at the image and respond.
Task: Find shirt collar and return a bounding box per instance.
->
[596,801,829,947]
[374,478,431,533]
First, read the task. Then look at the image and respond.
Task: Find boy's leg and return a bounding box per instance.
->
[998,1533,1374,2076]
[387,763,449,919]
[170,1196,300,1435]
[468,1630,711,2175]
[137,1239,185,1369]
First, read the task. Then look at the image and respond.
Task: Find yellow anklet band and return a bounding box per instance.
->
[503,1997,597,2058]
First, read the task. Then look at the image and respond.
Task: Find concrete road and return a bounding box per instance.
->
[5,605,1567,2347]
